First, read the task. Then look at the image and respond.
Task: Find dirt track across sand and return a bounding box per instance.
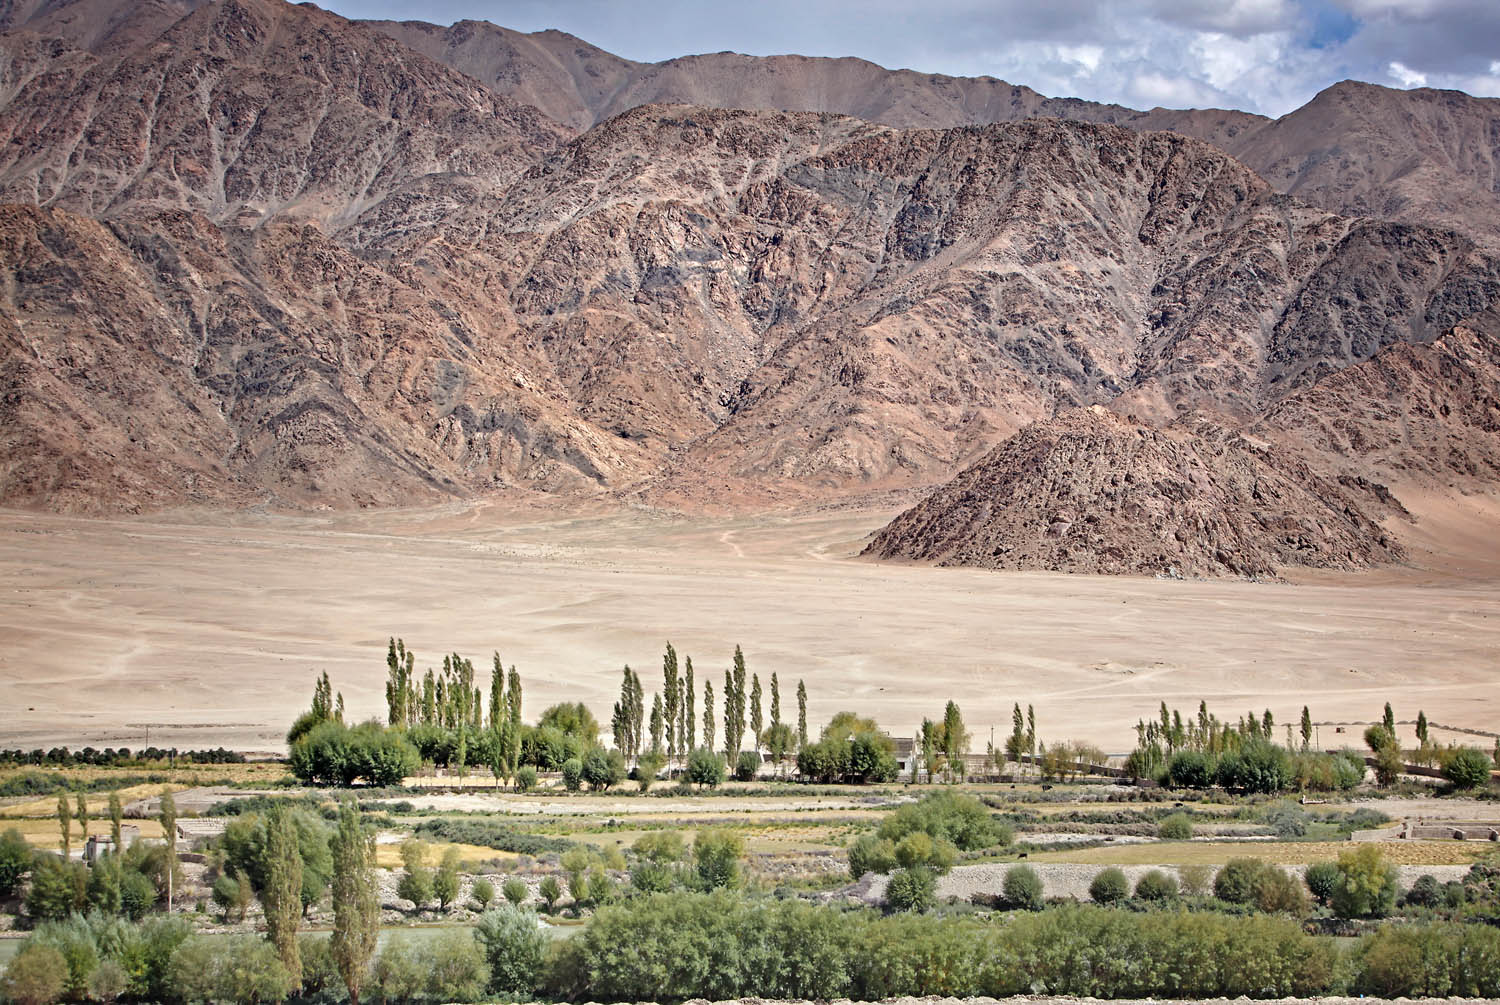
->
[1,496,1498,753]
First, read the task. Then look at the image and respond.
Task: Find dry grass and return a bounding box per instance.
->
[1,782,196,819]
[3,817,165,852]
[0,762,290,786]
[1030,839,1488,867]
[373,841,517,870]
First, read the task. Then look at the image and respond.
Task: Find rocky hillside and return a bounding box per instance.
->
[0,0,1498,579]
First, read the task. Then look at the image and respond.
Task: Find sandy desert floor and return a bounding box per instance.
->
[1,490,1498,754]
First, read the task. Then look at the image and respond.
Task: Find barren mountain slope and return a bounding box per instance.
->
[863,407,1407,579]
[0,0,205,53]
[0,0,571,224]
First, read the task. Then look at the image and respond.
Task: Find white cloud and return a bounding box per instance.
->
[1387,61,1429,87]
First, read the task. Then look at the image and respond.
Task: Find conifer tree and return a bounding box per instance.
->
[330,801,378,1005]
[262,806,304,985]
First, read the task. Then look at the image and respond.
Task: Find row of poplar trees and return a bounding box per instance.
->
[383,640,524,783]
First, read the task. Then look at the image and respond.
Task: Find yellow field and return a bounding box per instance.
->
[2,817,165,852]
[0,762,290,788]
[1,782,196,819]
[373,841,517,870]
[1032,840,1487,867]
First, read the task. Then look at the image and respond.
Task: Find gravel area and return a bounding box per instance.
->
[859,861,1472,904]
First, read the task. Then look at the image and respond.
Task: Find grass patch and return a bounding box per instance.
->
[1030,840,1487,867]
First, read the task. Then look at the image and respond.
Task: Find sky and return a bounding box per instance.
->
[321,0,1500,117]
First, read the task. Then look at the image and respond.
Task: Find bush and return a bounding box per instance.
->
[412,818,572,855]
[28,916,98,1000]
[582,747,626,790]
[1089,867,1130,904]
[1354,922,1500,997]
[295,935,345,1004]
[1215,857,1270,904]
[1165,750,1215,788]
[1304,861,1340,905]
[470,877,495,910]
[561,758,583,791]
[26,855,87,922]
[630,860,677,893]
[686,748,725,789]
[876,791,1006,851]
[1404,873,1443,908]
[538,876,561,912]
[1331,845,1399,919]
[0,827,31,897]
[502,876,528,906]
[372,931,489,1004]
[894,832,956,874]
[514,765,538,792]
[1264,801,1311,838]
[1003,864,1044,910]
[88,959,127,1004]
[1215,740,1292,793]
[474,905,547,997]
[1158,812,1194,840]
[735,750,760,782]
[1214,858,1306,914]
[885,866,937,913]
[1441,747,1494,790]
[167,935,294,1004]
[632,831,685,863]
[847,834,898,878]
[1135,869,1179,901]
[2,944,67,1005]
[693,829,742,890]
[119,869,157,920]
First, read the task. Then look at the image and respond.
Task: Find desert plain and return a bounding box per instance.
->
[2,486,1498,756]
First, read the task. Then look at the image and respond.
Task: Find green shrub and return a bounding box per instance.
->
[735,750,760,781]
[1304,861,1340,905]
[1089,867,1130,904]
[1404,873,1443,907]
[1215,740,1292,793]
[167,935,294,1004]
[412,818,571,855]
[1003,864,1044,910]
[2,944,67,1005]
[1165,750,1215,788]
[296,934,346,1004]
[693,829,742,890]
[847,834,897,878]
[1441,747,1494,790]
[119,869,156,920]
[474,906,547,997]
[470,877,495,910]
[26,855,87,922]
[876,791,1005,851]
[1158,812,1193,840]
[502,876,527,906]
[885,866,937,913]
[1263,801,1310,838]
[27,916,99,999]
[1215,857,1270,904]
[514,765,538,792]
[1354,923,1500,997]
[632,831,685,863]
[538,875,561,912]
[1331,845,1398,919]
[1134,869,1179,901]
[561,757,583,791]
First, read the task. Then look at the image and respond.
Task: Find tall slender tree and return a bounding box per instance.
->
[1301,706,1313,750]
[662,644,680,767]
[505,667,523,782]
[684,657,696,752]
[56,794,71,859]
[159,789,177,911]
[262,806,304,986]
[489,655,505,730]
[770,673,781,730]
[730,647,748,757]
[702,680,716,754]
[749,673,763,751]
[796,680,808,749]
[1382,702,1396,736]
[1416,710,1429,745]
[330,802,379,1005]
[942,701,968,783]
[649,694,664,755]
[75,794,88,846]
[724,668,737,764]
[108,791,123,851]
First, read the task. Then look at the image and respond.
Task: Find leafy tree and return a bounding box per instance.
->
[471,877,495,910]
[0,827,31,897]
[561,757,584,791]
[848,834,899,878]
[86,853,122,915]
[876,790,1005,850]
[397,840,433,910]
[1382,702,1396,736]
[27,855,86,922]
[885,866,937,912]
[503,876,528,907]
[1364,725,1403,786]
[649,694,664,756]
[942,701,968,783]
[261,806,304,984]
[693,829,742,890]
[475,905,547,997]
[1441,747,1493,789]
[663,643,680,766]
[212,872,242,922]
[1304,861,1340,905]
[763,722,795,776]
[1415,709,1429,745]
[514,765,537,793]
[433,845,461,911]
[687,748,725,789]
[1004,864,1044,910]
[538,876,561,913]
[582,747,625,790]
[27,916,97,998]
[75,793,87,846]
[1331,845,1399,919]
[168,935,295,1005]
[636,750,665,792]
[538,703,600,746]
[1089,867,1129,904]
[119,869,157,920]
[735,749,760,781]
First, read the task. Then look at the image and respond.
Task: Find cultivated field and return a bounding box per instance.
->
[2,490,1499,755]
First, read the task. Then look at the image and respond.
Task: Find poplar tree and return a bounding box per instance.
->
[1382,702,1396,736]
[489,655,505,730]
[942,701,968,783]
[649,694,664,755]
[422,670,436,725]
[770,673,781,730]
[75,794,87,846]
[662,644,680,766]
[797,680,808,748]
[57,794,71,859]
[731,647,748,756]
[1415,710,1429,744]
[262,806,304,985]
[159,789,177,911]
[330,802,378,1005]
[1026,705,1037,757]
[684,657,696,751]
[1300,706,1313,750]
[505,667,523,781]
[108,791,123,851]
[703,680,716,753]
[749,673,763,750]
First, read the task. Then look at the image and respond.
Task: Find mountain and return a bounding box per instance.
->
[1,0,1498,580]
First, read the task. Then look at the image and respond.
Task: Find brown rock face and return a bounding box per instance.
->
[863,408,1407,579]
